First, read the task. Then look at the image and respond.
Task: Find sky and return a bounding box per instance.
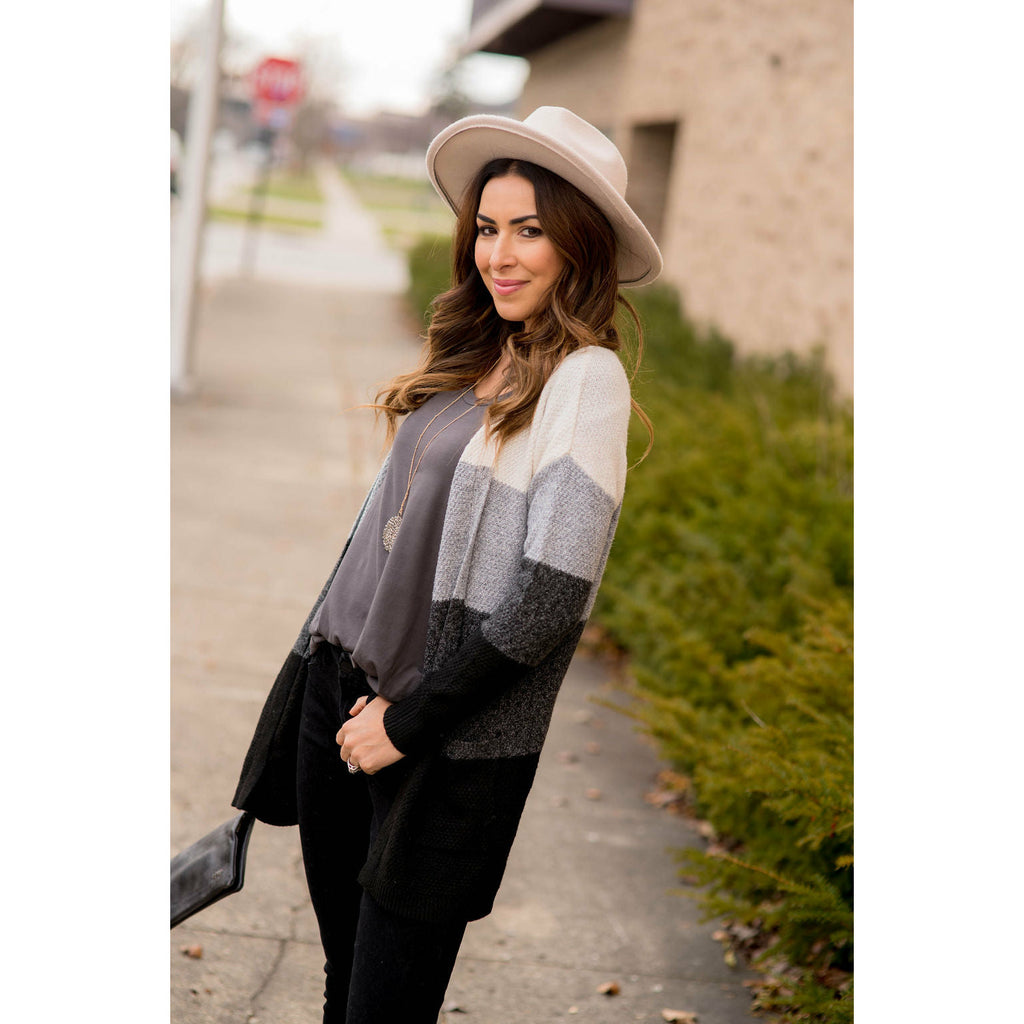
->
[170,0,530,116]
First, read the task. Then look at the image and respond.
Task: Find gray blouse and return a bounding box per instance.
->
[308,388,489,700]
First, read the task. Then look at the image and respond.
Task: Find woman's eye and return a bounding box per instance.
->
[476,224,495,236]
[521,226,543,238]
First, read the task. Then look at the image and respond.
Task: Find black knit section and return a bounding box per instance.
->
[232,649,307,826]
[358,751,540,923]
[382,627,525,756]
[443,622,583,759]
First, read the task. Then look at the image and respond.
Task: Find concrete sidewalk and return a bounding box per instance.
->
[170,166,758,1023]
[171,157,408,292]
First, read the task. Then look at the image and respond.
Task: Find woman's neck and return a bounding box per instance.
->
[474,351,511,401]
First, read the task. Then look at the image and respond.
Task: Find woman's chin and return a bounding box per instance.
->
[496,310,529,326]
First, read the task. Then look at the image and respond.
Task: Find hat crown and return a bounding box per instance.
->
[523,106,627,197]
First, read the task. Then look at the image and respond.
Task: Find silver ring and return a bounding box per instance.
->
[347,761,361,774]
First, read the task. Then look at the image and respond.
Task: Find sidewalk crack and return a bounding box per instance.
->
[248,937,287,1013]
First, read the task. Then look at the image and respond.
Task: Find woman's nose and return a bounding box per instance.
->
[490,234,516,269]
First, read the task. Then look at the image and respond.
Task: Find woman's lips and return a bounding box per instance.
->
[492,279,527,296]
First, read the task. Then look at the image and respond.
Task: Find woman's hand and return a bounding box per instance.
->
[336,696,405,775]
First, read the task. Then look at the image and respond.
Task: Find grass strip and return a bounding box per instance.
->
[208,206,323,232]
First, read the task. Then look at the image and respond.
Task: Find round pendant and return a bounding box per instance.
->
[382,514,402,552]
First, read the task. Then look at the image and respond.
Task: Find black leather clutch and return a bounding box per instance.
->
[170,811,255,929]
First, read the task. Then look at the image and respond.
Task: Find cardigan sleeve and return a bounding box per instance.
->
[383,347,630,755]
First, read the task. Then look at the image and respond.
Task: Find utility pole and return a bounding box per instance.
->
[170,0,226,397]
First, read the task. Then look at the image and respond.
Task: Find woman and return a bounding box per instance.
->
[232,106,662,1023]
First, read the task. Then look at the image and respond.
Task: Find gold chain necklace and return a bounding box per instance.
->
[382,385,478,552]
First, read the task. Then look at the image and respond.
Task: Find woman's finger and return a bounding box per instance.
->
[349,695,369,717]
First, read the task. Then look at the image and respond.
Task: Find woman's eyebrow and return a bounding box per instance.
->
[475,213,540,225]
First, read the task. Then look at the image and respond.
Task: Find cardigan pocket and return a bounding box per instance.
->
[413,757,499,852]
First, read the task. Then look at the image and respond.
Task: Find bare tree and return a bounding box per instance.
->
[287,32,348,105]
[170,9,208,90]
[281,33,349,172]
[430,46,474,123]
[171,9,263,93]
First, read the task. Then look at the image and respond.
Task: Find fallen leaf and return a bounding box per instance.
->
[723,949,737,967]
[557,751,579,764]
[598,981,621,996]
[568,1007,579,1014]
[711,930,728,942]
[180,945,203,959]
[441,998,466,1013]
[661,1011,698,1023]
[644,789,683,808]
[817,967,852,990]
[585,741,601,755]
[656,769,690,791]
[585,788,603,800]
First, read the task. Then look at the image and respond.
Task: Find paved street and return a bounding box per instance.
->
[170,162,759,1023]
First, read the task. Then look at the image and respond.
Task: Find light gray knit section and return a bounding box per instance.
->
[431,464,527,609]
[432,456,619,620]
[580,503,621,620]
[524,454,619,582]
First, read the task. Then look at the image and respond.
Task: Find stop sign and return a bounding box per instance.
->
[251,57,304,106]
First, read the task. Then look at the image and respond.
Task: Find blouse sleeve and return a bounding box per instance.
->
[382,347,630,755]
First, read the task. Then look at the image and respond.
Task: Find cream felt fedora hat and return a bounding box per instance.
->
[426,106,663,286]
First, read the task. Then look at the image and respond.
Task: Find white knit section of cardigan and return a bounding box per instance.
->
[458,345,629,502]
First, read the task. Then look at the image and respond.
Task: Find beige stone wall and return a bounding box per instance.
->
[515,0,853,393]
[516,18,629,136]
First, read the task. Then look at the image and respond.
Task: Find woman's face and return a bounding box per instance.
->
[474,174,565,329]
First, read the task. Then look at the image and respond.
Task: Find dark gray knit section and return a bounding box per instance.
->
[480,557,593,666]
[430,602,584,760]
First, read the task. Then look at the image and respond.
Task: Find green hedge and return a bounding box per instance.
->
[406,237,853,1023]
[406,234,455,329]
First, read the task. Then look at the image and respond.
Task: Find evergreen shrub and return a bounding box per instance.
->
[406,234,454,330]
[406,237,854,1023]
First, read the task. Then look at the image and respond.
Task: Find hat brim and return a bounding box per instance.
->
[427,115,663,287]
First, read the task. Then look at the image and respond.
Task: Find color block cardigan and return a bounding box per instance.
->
[233,344,631,923]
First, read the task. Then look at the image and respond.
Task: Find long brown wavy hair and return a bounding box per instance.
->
[375,158,652,458]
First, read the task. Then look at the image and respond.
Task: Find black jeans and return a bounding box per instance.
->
[296,641,467,1024]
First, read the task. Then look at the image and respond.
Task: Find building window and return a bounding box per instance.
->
[626,121,679,246]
